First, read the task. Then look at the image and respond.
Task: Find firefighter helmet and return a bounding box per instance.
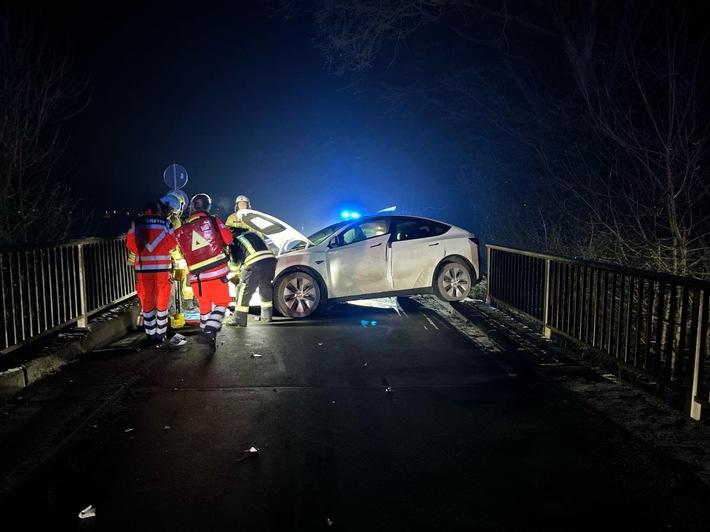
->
[190,193,212,213]
[160,191,184,214]
[234,195,251,210]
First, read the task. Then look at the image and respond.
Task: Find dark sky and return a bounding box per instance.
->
[19,2,465,237]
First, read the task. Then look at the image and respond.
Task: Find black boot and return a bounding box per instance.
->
[260,307,273,323]
[196,330,216,348]
[228,312,248,327]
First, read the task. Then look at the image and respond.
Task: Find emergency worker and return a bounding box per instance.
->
[225,195,265,284]
[225,195,254,233]
[228,227,277,326]
[173,193,233,349]
[127,191,184,270]
[159,192,188,319]
[159,191,185,229]
[126,200,179,344]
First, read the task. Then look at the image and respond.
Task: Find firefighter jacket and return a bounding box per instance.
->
[230,231,276,273]
[174,212,233,281]
[225,212,265,239]
[126,212,178,273]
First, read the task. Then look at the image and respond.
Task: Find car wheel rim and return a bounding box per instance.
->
[282,275,317,313]
[442,265,470,299]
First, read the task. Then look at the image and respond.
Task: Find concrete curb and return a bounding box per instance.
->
[0,300,141,401]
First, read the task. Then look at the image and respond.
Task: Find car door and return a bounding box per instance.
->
[325,218,391,298]
[389,217,447,290]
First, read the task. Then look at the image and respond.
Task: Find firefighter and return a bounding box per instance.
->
[225,194,267,285]
[173,193,233,350]
[126,200,179,344]
[225,195,253,233]
[227,227,277,326]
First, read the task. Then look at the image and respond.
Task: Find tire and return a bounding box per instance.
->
[274,271,321,318]
[433,260,472,302]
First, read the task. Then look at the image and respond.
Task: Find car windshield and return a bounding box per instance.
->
[290,221,348,250]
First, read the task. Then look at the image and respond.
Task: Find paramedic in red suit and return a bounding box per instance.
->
[126,200,179,344]
[173,193,233,350]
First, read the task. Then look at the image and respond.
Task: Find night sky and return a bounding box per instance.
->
[15,2,464,237]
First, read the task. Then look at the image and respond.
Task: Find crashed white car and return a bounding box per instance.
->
[238,209,482,319]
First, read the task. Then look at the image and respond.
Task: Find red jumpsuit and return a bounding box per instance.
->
[174,212,233,342]
[126,210,178,342]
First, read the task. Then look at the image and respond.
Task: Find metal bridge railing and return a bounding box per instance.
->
[1,236,136,355]
[487,245,710,421]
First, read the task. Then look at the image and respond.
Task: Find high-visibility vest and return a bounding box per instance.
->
[126,214,177,273]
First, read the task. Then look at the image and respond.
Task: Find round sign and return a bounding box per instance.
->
[163,163,188,190]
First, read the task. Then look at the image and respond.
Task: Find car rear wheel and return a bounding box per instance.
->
[274,271,321,318]
[434,260,472,302]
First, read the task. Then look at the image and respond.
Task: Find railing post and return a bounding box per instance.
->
[688,289,705,421]
[542,258,551,339]
[77,243,89,328]
[485,245,492,305]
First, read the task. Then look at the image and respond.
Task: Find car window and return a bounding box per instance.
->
[393,218,449,241]
[334,218,389,246]
[430,221,450,236]
[307,221,348,246]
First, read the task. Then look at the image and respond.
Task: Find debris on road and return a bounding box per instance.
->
[78,504,96,519]
[236,446,260,462]
[170,334,187,347]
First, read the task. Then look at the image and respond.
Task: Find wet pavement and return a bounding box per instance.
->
[0,296,709,530]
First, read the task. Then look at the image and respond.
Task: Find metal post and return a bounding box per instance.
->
[543,258,551,339]
[688,289,705,420]
[77,244,88,328]
[485,245,492,305]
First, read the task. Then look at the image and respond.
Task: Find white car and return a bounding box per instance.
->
[238,209,482,319]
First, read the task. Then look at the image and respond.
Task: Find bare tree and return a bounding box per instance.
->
[0,13,87,246]
[278,0,710,279]
[542,5,710,277]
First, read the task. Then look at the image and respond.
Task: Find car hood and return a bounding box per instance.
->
[237,209,314,255]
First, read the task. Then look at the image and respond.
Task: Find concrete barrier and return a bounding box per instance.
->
[0,299,141,400]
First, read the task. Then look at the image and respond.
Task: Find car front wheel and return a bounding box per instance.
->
[274,271,321,318]
[433,260,472,302]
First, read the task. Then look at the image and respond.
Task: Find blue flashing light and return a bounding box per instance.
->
[340,211,360,220]
[340,210,361,220]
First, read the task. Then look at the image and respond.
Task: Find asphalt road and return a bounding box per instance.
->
[1,297,710,531]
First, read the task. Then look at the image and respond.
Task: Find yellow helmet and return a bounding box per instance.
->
[160,191,185,215]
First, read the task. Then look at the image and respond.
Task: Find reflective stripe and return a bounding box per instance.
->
[191,256,224,270]
[191,265,230,281]
[138,255,173,262]
[135,264,172,272]
[244,250,275,266]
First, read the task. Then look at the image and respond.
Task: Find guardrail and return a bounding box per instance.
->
[1,236,136,355]
[486,245,709,421]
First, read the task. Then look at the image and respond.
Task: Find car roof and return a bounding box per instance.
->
[238,210,467,255]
